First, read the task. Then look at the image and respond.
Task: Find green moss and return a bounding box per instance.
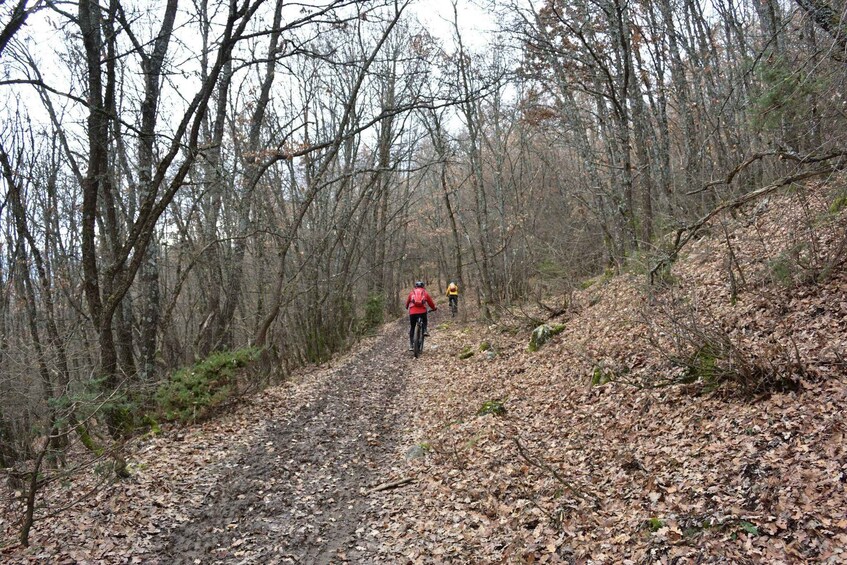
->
[76,424,104,457]
[590,365,614,386]
[477,399,506,417]
[829,192,847,214]
[458,347,475,360]
[479,341,491,352]
[529,323,565,352]
[528,325,550,352]
[647,517,664,532]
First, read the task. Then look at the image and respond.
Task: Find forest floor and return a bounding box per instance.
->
[2,182,847,563]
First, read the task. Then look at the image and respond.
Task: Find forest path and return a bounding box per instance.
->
[152,319,420,564]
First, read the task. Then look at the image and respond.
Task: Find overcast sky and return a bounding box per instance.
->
[411,0,500,50]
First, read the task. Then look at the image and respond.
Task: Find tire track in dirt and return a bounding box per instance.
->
[155,322,414,564]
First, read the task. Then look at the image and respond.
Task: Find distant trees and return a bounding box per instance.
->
[509,0,847,269]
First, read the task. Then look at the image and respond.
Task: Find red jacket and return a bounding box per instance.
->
[405,288,436,315]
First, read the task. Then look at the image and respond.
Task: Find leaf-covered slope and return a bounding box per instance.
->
[368,183,847,562]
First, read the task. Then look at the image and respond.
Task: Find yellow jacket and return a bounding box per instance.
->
[447,283,459,296]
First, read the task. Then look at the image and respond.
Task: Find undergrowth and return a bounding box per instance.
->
[359,292,385,335]
[643,292,804,396]
[156,347,261,423]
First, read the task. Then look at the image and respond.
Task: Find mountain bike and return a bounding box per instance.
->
[448,295,458,317]
[412,316,425,358]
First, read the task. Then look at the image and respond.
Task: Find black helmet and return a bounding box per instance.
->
[414,281,425,288]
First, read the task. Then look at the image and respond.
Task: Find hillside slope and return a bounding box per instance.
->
[368,182,847,562]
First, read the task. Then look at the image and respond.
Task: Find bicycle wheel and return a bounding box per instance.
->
[413,320,423,358]
[450,298,457,317]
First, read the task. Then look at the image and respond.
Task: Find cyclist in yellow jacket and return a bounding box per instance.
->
[446,280,459,315]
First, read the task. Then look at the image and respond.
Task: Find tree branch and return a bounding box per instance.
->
[653,164,845,283]
[513,437,595,502]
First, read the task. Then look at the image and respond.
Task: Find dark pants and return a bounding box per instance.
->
[409,312,428,342]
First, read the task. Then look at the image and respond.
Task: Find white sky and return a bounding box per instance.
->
[410,0,500,51]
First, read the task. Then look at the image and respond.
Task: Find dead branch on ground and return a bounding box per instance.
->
[512,437,597,504]
[367,477,414,494]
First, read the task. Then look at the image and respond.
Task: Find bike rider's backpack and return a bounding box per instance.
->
[411,288,426,307]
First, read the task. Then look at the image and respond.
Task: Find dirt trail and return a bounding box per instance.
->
[152,321,416,564]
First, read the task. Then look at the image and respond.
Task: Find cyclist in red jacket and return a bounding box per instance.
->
[405,281,436,350]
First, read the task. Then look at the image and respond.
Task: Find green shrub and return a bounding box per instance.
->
[537,258,566,280]
[752,57,823,132]
[684,343,720,385]
[672,326,799,394]
[651,262,677,286]
[766,253,796,287]
[645,292,804,395]
[738,520,759,536]
[359,293,385,334]
[59,376,140,439]
[156,347,261,423]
